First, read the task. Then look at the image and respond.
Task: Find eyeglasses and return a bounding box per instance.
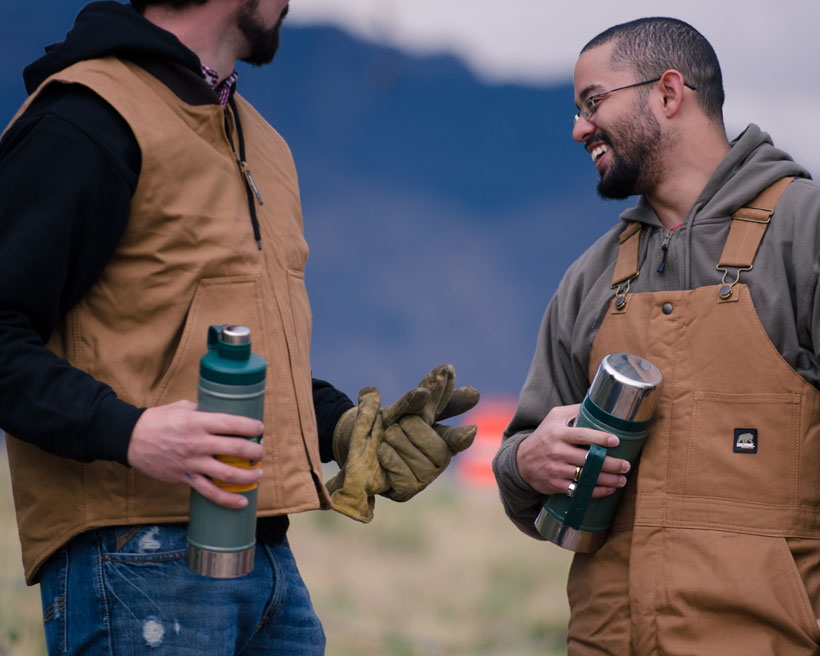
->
[573,77,697,125]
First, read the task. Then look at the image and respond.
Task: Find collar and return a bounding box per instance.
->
[200,63,238,107]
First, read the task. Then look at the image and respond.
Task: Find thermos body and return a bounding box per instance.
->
[535,353,663,552]
[186,325,267,578]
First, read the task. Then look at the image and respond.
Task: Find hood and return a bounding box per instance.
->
[23,1,201,93]
[621,124,811,227]
[691,124,811,220]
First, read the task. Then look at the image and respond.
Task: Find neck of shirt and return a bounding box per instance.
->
[200,64,239,108]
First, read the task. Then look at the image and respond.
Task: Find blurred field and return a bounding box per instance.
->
[0,443,572,655]
[0,443,45,656]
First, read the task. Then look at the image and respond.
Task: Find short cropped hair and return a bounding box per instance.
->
[582,17,724,124]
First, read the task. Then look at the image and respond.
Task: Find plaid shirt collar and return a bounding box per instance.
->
[201,63,239,107]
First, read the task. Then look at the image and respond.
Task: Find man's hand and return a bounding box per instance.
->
[516,404,629,498]
[127,400,265,509]
[376,364,478,501]
[325,387,387,522]
[378,416,476,501]
[328,364,480,520]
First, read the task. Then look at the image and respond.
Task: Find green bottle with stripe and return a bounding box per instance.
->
[534,353,662,553]
[186,324,266,578]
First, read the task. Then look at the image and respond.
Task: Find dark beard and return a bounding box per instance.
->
[238,3,289,66]
[596,108,663,200]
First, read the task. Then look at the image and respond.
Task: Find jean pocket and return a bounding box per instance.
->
[100,524,188,563]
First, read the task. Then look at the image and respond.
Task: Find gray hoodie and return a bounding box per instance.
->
[493,124,820,538]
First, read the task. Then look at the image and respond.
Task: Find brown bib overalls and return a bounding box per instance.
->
[566,179,820,655]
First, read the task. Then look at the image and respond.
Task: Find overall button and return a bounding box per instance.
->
[661,302,673,315]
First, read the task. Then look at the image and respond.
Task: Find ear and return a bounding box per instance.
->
[656,69,686,118]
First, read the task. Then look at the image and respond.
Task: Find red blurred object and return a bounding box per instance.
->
[454,396,518,488]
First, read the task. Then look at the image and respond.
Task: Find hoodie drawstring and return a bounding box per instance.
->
[227,96,263,250]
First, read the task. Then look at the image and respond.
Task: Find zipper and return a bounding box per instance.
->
[657,229,673,273]
[240,162,264,206]
[224,97,263,250]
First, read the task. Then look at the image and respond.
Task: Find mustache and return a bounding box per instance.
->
[586,130,612,149]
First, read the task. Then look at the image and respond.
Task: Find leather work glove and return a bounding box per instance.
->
[377,364,479,502]
[325,387,387,522]
[329,365,480,521]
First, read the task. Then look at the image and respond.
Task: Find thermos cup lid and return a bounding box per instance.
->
[200,324,266,385]
[587,353,663,422]
[221,325,251,345]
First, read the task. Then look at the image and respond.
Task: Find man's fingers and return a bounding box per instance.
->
[589,485,620,499]
[197,411,264,439]
[192,454,263,485]
[601,454,631,474]
[186,473,253,509]
[568,426,620,449]
[538,403,581,428]
[191,434,265,462]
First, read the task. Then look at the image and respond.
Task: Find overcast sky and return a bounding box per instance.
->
[288,0,818,175]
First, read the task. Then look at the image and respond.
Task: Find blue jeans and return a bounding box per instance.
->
[38,524,325,655]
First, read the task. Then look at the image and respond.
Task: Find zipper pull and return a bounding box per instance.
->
[240,161,264,206]
[657,229,673,273]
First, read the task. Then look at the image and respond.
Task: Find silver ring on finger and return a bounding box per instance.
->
[566,481,577,498]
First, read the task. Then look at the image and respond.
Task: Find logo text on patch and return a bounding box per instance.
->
[733,428,758,454]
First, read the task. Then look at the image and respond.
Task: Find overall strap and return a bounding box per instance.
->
[716,177,793,299]
[718,177,794,268]
[610,221,642,310]
[612,221,642,287]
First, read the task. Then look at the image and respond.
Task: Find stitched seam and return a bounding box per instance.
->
[102,551,186,564]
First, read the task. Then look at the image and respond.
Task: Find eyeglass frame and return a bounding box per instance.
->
[573,77,697,125]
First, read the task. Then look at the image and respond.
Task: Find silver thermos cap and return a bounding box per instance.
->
[587,353,663,422]
[221,325,252,345]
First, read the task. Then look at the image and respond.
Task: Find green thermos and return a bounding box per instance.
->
[186,324,266,578]
[534,353,663,552]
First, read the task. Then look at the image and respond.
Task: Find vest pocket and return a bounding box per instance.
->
[148,275,266,408]
[286,270,311,365]
[684,390,799,505]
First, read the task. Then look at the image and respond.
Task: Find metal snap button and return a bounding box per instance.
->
[662,302,673,315]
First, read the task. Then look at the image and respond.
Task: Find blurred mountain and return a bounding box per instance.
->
[1,4,630,405]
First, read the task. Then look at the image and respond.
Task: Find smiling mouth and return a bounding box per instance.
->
[590,144,609,163]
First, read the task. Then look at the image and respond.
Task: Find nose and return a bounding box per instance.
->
[572,114,594,143]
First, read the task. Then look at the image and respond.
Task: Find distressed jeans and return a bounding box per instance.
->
[38,523,326,655]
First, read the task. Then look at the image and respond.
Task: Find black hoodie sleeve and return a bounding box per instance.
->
[0,83,144,464]
[312,377,354,462]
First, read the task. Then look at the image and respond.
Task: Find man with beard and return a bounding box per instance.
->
[0,1,479,653]
[494,17,820,655]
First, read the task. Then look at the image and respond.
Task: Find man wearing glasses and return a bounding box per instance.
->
[494,17,820,655]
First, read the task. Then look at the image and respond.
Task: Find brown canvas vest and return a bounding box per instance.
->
[566,179,820,655]
[4,58,331,584]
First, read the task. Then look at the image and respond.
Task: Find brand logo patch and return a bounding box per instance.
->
[733,428,758,454]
